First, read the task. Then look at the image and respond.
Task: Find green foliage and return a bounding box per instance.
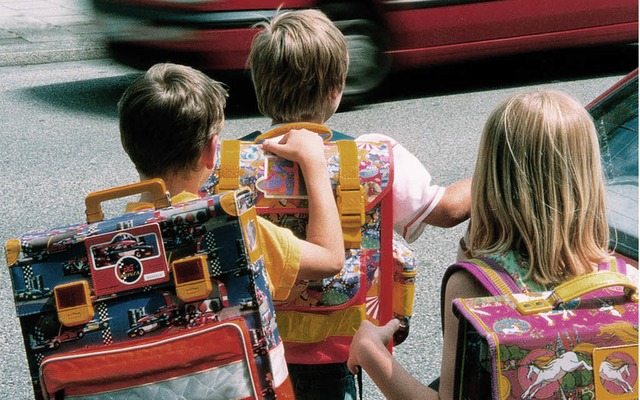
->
[561,372,577,391]
[498,344,527,362]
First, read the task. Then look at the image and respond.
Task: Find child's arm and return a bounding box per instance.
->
[357,133,470,243]
[348,319,438,400]
[262,129,344,280]
[438,269,490,398]
[423,177,471,228]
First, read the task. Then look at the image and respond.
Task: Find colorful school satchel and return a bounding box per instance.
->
[5,179,294,400]
[449,258,638,400]
[202,122,416,365]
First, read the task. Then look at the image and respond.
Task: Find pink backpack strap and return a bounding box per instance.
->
[442,257,521,297]
[440,257,521,332]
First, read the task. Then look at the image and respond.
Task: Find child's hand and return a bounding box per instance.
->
[347,319,400,375]
[261,129,325,168]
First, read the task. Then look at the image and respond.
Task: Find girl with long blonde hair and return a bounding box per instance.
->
[348,89,637,400]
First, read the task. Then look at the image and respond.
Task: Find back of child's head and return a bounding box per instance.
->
[118,63,228,179]
[469,89,609,285]
[248,9,348,122]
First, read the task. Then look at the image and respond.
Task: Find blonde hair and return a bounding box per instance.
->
[468,89,610,285]
[248,9,348,122]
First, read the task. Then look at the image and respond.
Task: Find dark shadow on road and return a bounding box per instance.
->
[342,43,639,111]
[25,74,138,118]
[23,44,637,117]
[24,69,260,119]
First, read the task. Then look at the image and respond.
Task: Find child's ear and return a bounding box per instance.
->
[201,135,218,170]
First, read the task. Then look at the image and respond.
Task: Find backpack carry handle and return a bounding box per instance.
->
[513,270,637,315]
[85,178,171,223]
[253,122,333,143]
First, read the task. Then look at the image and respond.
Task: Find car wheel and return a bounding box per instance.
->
[335,19,390,105]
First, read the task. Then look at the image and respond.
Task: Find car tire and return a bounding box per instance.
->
[334,18,390,106]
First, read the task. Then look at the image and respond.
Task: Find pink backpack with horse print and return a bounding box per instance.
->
[449,257,638,399]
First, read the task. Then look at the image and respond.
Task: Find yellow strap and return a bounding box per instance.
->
[216,140,241,193]
[254,122,332,143]
[513,270,637,315]
[553,270,636,304]
[336,141,364,248]
[276,305,366,343]
[608,257,619,273]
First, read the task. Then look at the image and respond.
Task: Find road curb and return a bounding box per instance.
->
[0,46,110,67]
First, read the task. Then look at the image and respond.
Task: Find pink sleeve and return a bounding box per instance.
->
[357,134,445,243]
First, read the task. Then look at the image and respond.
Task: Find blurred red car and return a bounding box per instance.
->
[92,0,637,101]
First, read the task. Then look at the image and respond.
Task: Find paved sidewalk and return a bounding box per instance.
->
[0,0,108,67]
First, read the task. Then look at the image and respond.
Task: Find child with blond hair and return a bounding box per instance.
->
[348,89,638,399]
[247,10,471,398]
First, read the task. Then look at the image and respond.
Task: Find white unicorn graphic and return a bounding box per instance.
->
[522,352,592,399]
[600,359,635,394]
[539,307,576,326]
[502,324,524,335]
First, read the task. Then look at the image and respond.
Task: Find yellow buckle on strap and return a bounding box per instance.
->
[216,140,241,193]
[337,141,364,248]
[336,185,365,248]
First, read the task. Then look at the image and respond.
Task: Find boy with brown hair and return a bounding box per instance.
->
[247,9,471,398]
[118,62,344,301]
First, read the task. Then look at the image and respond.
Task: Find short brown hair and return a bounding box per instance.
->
[248,9,348,122]
[118,63,228,178]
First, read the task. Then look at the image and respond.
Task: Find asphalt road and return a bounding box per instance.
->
[0,45,635,399]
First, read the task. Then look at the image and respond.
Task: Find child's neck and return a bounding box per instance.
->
[272,117,325,125]
[164,177,198,198]
[139,172,205,201]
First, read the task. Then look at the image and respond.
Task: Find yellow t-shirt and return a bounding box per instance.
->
[126,191,301,301]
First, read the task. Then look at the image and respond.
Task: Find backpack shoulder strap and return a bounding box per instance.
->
[442,257,521,297]
[440,257,521,333]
